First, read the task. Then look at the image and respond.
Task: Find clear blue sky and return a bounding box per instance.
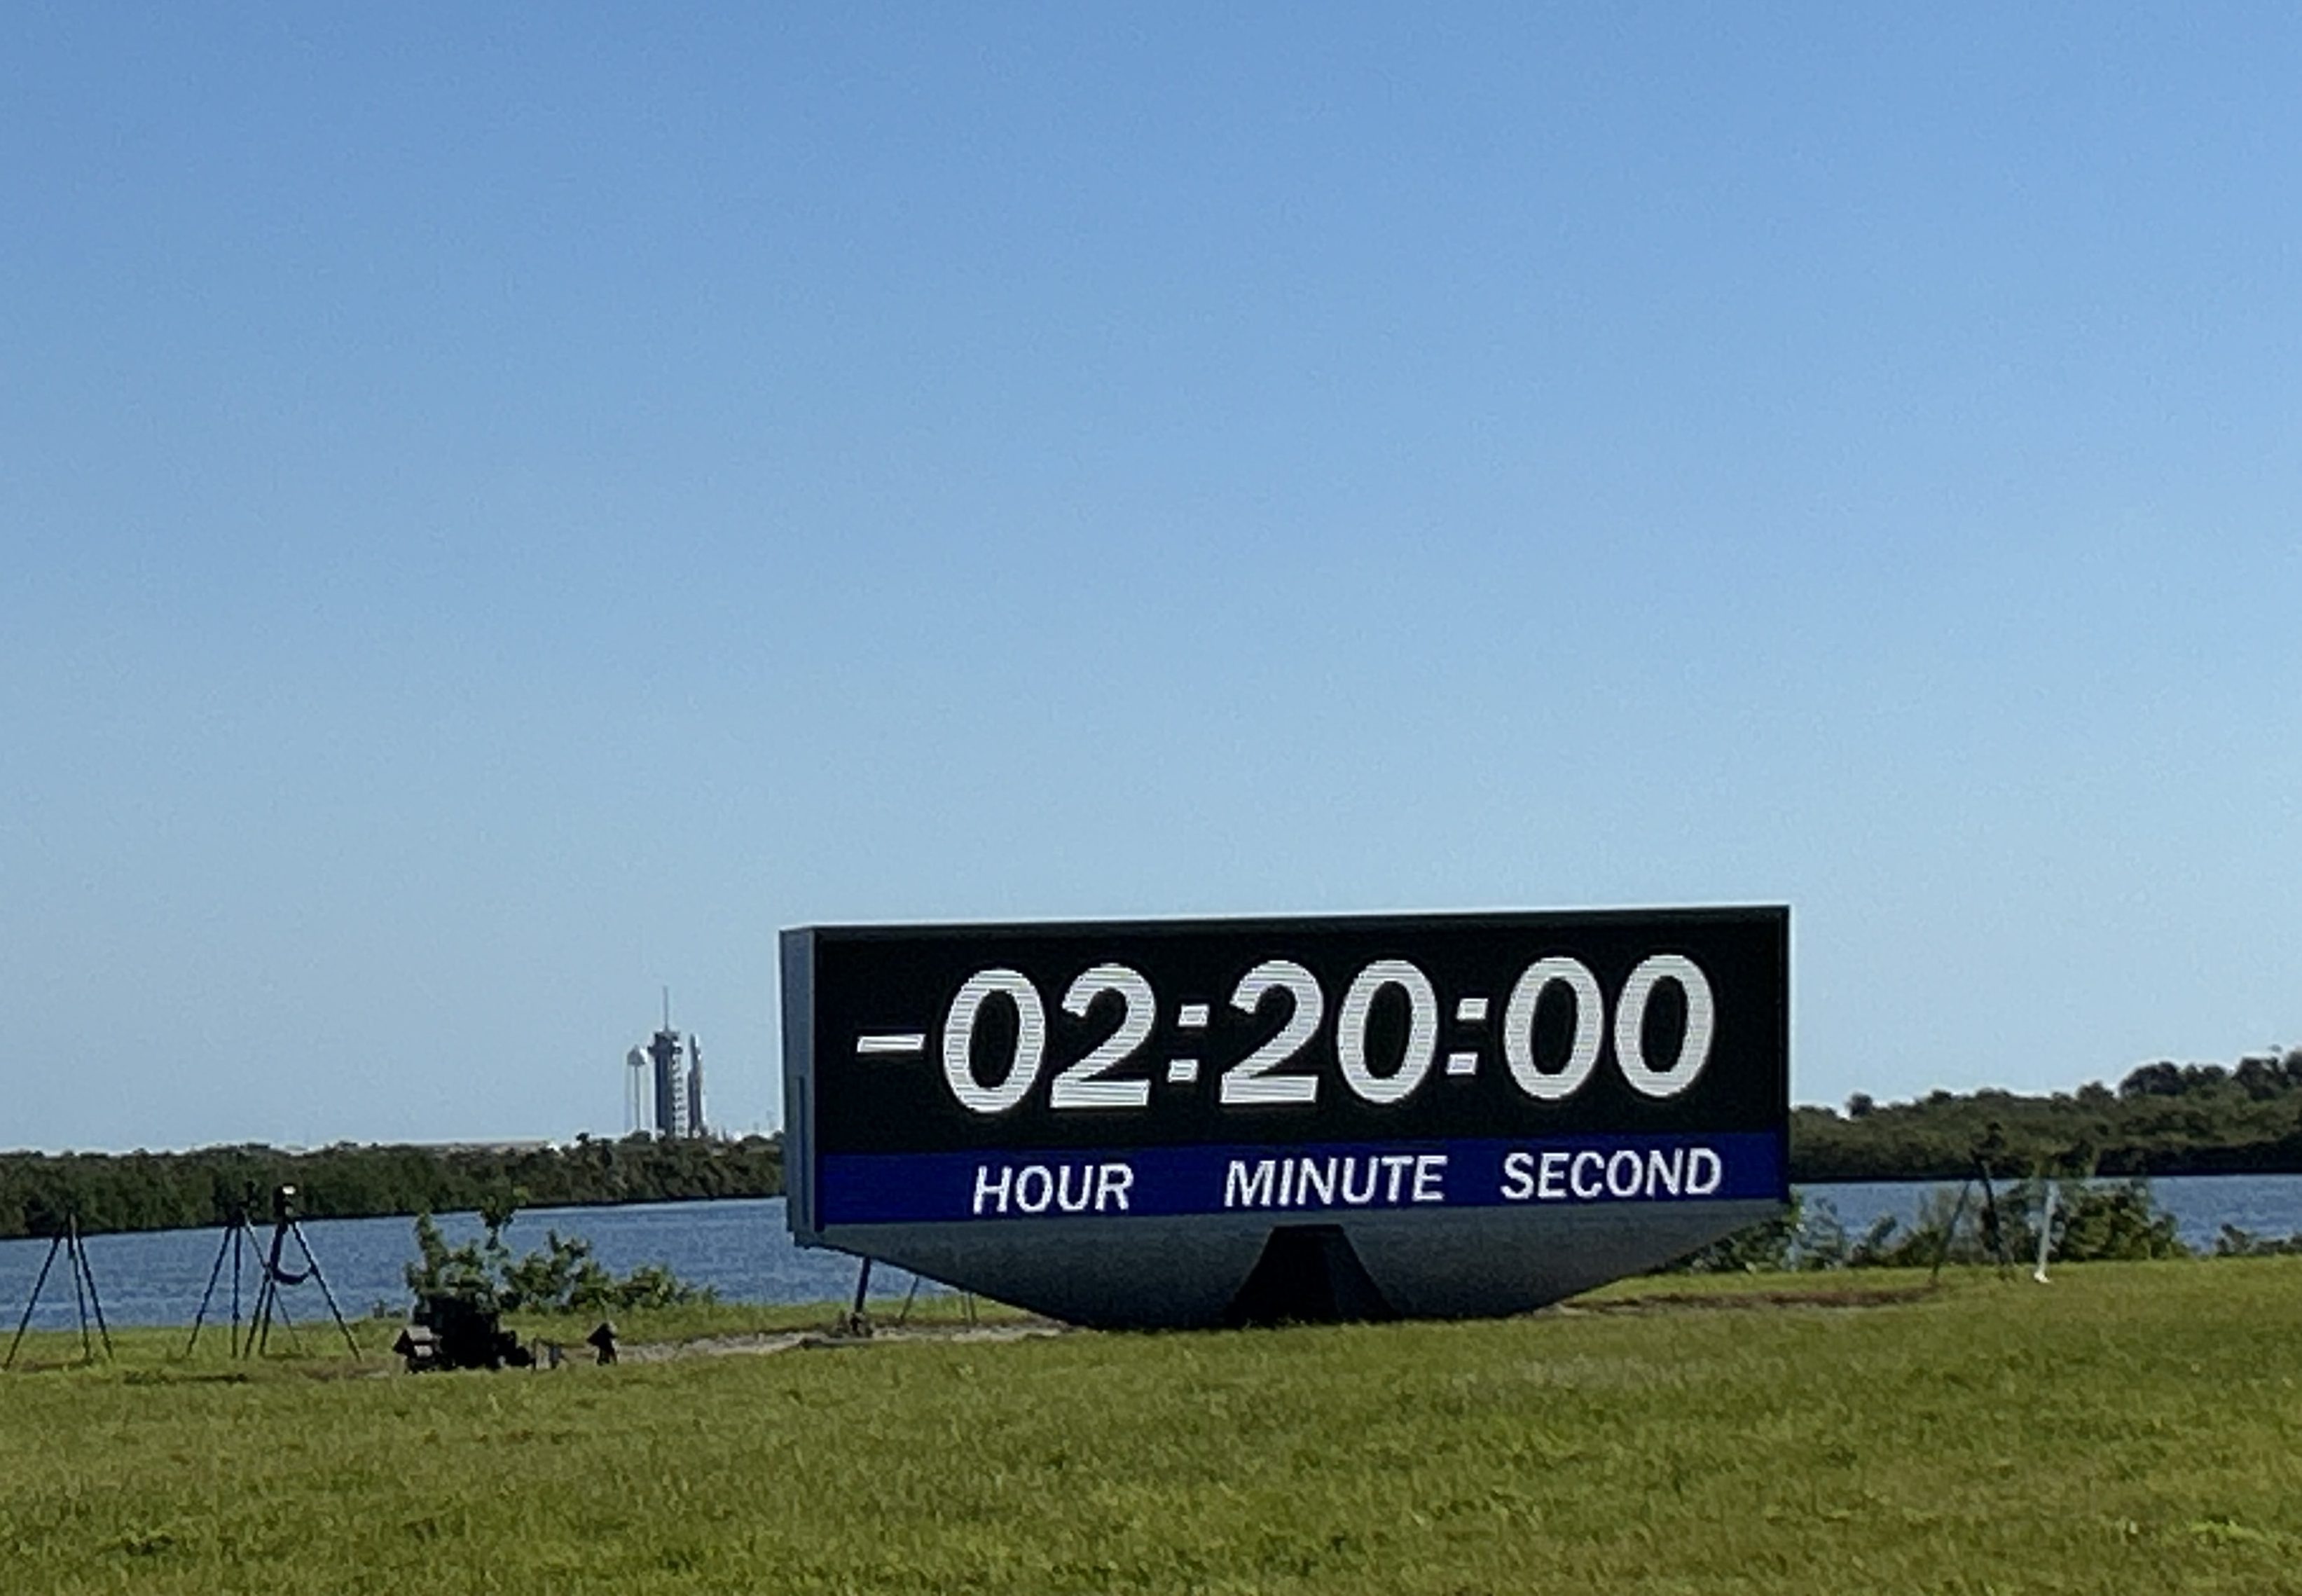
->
[4,6,2297,1152]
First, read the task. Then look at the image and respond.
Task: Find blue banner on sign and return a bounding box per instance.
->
[816,1131,1784,1226]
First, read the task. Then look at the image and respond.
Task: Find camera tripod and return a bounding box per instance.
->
[1929,1152,2020,1284]
[4,1211,114,1370]
[183,1204,265,1358]
[186,1187,359,1360]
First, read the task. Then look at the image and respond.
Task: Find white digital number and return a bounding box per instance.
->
[1502,956,1604,1101]
[1049,963,1156,1109]
[1613,953,1715,1099]
[1220,959,1324,1106]
[1336,958,1438,1105]
[932,947,1716,1115]
[942,969,1047,1114]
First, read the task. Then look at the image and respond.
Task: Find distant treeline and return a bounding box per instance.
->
[9,1048,2301,1236]
[0,1134,783,1240]
[1791,1050,2302,1181]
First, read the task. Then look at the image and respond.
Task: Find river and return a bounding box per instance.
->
[6,1176,2299,1333]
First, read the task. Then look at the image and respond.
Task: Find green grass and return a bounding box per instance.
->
[4,1262,2301,1593]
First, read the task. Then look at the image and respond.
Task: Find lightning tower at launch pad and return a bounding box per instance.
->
[626,989,707,1138]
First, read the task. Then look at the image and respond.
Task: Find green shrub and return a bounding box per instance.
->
[403,1193,714,1316]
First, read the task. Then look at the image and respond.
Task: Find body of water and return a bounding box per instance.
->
[6,1176,2299,1333]
[0,1198,884,1337]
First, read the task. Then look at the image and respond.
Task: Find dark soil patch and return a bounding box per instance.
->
[1560,1284,1939,1315]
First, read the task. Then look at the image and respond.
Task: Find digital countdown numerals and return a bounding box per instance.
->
[909,954,1716,1115]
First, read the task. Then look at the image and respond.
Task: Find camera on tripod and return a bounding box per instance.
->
[184,1182,359,1361]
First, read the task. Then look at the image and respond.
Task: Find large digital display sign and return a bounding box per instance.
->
[783,907,1787,1328]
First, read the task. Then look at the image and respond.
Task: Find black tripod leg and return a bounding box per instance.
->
[290,1221,359,1359]
[247,1262,272,1358]
[230,1223,244,1358]
[1930,1178,1974,1285]
[67,1224,92,1363]
[5,1234,64,1372]
[187,1224,237,1358]
[251,1274,287,1355]
[254,1220,291,1356]
[1975,1160,2011,1276]
[73,1234,114,1360]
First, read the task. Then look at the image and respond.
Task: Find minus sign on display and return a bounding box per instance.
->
[855,1033,928,1056]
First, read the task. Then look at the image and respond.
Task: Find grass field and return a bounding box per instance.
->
[4,1261,2299,1594]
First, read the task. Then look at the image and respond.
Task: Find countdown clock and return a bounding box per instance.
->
[781,906,1787,1328]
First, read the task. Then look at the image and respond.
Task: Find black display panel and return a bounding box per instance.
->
[792,907,1786,1158]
